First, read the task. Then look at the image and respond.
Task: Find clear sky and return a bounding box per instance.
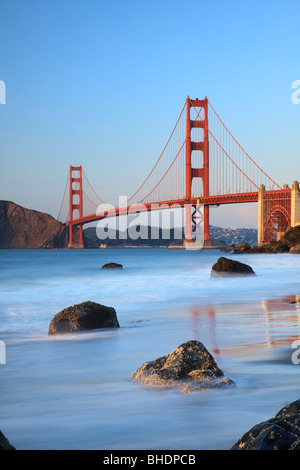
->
[0,0,299,228]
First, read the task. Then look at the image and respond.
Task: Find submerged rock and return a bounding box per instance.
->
[101,262,123,269]
[231,399,300,450]
[48,301,120,335]
[211,257,255,277]
[132,340,234,393]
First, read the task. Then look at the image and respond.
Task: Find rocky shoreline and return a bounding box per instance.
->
[225,225,300,255]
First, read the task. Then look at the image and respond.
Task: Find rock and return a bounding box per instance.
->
[101,262,123,269]
[246,245,267,253]
[233,243,251,253]
[225,243,235,252]
[211,257,255,277]
[0,429,15,450]
[132,340,234,393]
[231,399,300,450]
[48,301,120,335]
[290,244,300,254]
[280,225,300,248]
[247,241,290,254]
[275,244,290,253]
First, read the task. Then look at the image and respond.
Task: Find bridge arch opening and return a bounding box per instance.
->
[263,205,290,242]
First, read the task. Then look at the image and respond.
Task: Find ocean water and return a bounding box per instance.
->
[1,247,300,450]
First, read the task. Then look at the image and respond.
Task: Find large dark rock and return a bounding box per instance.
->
[0,429,15,450]
[211,257,255,277]
[48,301,120,335]
[132,340,234,393]
[231,399,300,450]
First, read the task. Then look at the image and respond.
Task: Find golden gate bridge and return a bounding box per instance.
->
[57,96,299,248]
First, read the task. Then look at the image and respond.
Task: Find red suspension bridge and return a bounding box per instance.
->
[58,96,299,248]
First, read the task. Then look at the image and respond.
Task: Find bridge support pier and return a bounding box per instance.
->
[291,181,300,227]
[184,203,211,249]
[68,223,84,249]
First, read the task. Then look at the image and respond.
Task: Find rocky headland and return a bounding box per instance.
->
[0,201,68,249]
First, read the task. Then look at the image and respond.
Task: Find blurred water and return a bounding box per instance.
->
[1,248,300,449]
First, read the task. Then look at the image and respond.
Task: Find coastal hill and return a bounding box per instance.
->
[0,201,68,249]
[83,225,257,248]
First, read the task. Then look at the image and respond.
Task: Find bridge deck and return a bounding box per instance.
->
[67,190,291,227]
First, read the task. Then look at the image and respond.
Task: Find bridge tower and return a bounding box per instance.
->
[184,96,211,247]
[68,165,84,248]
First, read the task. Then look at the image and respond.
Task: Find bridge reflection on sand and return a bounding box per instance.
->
[189,295,300,362]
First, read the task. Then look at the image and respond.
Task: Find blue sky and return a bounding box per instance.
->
[0,0,299,228]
